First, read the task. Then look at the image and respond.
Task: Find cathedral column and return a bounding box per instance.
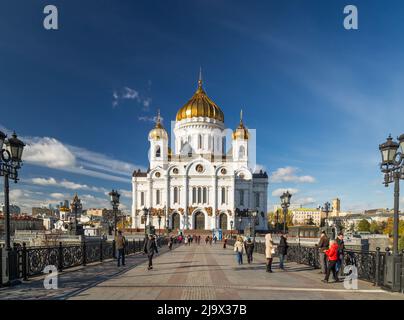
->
[212,175,217,229]
[165,174,170,229]
[131,178,137,229]
[184,175,189,230]
[148,178,152,226]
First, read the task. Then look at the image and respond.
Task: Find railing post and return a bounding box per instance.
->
[58,242,63,272]
[375,247,381,286]
[22,242,27,281]
[401,249,404,294]
[0,246,3,287]
[297,243,301,264]
[112,239,116,259]
[100,240,103,262]
[82,241,87,266]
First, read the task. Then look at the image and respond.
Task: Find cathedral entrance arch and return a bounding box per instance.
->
[219,213,228,230]
[194,211,205,230]
[172,212,180,230]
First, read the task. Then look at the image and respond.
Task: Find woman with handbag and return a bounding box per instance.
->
[234,236,244,265]
[265,233,275,273]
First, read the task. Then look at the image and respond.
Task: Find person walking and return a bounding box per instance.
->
[318,231,329,274]
[244,237,254,264]
[115,230,126,267]
[143,234,159,270]
[234,236,244,265]
[168,236,173,250]
[223,237,228,249]
[322,240,340,283]
[336,232,345,274]
[278,233,288,270]
[265,233,274,273]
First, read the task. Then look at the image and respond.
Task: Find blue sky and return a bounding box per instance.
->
[1,0,404,213]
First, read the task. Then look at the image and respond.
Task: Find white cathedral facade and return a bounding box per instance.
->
[131,75,268,233]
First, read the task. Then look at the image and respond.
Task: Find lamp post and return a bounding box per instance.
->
[275,209,280,233]
[280,191,292,234]
[238,216,242,234]
[0,130,25,285]
[378,134,404,291]
[109,190,120,237]
[0,131,25,250]
[71,194,82,236]
[379,134,404,255]
[158,214,162,236]
[321,202,330,227]
[230,220,234,238]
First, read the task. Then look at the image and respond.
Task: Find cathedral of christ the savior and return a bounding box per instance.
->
[131,74,269,233]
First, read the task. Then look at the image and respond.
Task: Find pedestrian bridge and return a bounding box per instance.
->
[0,243,403,300]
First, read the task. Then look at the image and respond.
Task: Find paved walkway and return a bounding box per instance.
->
[1,243,403,300]
[68,243,402,300]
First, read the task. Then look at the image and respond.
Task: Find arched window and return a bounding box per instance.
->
[173,187,178,204]
[140,192,145,206]
[198,187,202,204]
[216,137,220,151]
[155,145,161,158]
[156,190,160,205]
[208,136,211,150]
[255,192,260,207]
[239,190,244,206]
[203,187,207,204]
[239,146,245,158]
[222,136,226,154]
[192,187,196,204]
[221,187,226,205]
[198,134,203,149]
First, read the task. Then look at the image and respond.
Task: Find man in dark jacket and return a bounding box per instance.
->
[278,233,288,270]
[318,231,329,274]
[143,235,159,270]
[244,238,255,264]
[336,232,345,274]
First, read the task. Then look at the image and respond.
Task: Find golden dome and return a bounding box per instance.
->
[176,76,224,122]
[232,110,249,140]
[149,111,168,140]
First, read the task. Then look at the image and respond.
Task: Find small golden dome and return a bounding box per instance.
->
[149,111,168,140]
[232,110,249,140]
[176,75,224,122]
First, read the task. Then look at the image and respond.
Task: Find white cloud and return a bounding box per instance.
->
[293,197,316,206]
[270,167,315,183]
[138,115,164,123]
[272,188,299,197]
[30,177,108,193]
[50,193,66,199]
[119,189,132,199]
[112,87,151,111]
[24,137,76,168]
[0,126,145,183]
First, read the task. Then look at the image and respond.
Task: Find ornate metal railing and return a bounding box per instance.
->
[0,237,173,285]
[226,238,387,286]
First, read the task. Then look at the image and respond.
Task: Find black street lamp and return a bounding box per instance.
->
[0,131,25,251]
[230,220,234,238]
[321,201,331,228]
[238,216,242,234]
[158,214,162,236]
[71,193,82,235]
[109,190,120,237]
[378,134,404,291]
[280,191,292,234]
[379,134,404,255]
